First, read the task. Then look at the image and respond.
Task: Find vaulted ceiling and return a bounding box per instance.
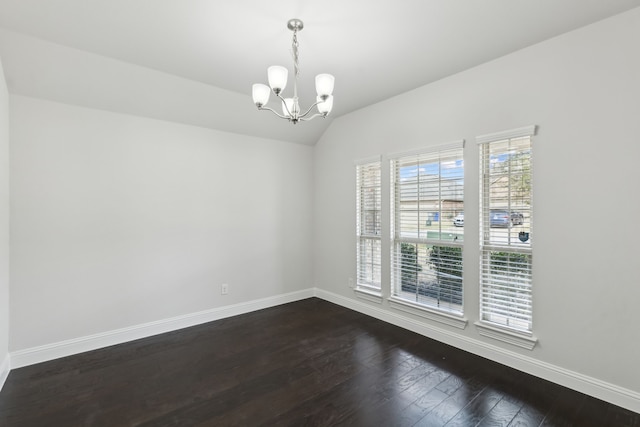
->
[1,0,639,145]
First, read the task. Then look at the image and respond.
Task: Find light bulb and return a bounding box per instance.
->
[268,66,288,94]
[282,98,294,117]
[317,95,333,115]
[315,74,335,98]
[252,84,271,107]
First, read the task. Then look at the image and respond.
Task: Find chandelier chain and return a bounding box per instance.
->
[291,29,300,78]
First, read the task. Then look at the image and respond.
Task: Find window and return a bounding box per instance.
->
[390,142,464,316]
[478,126,535,338]
[356,159,381,292]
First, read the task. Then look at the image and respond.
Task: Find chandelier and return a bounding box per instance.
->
[252,19,335,124]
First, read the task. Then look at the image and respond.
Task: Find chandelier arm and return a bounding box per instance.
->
[298,100,322,119]
[257,106,290,120]
[274,92,295,119]
[299,113,327,122]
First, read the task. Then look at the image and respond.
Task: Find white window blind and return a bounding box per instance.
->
[478,126,535,333]
[356,160,381,291]
[390,142,464,314]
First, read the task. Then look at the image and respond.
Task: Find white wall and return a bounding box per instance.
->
[9,96,313,351]
[0,58,10,387]
[314,6,640,403]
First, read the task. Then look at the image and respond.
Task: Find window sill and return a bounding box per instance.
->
[354,287,383,304]
[474,321,538,350]
[388,296,467,330]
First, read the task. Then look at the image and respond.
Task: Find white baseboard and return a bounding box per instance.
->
[10,289,314,369]
[314,288,640,414]
[6,287,640,414]
[0,353,9,392]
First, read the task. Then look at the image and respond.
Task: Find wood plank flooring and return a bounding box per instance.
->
[1,298,639,426]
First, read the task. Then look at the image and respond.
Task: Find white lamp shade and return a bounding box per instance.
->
[317,95,333,114]
[268,66,288,93]
[252,83,271,106]
[315,74,335,98]
[282,98,295,117]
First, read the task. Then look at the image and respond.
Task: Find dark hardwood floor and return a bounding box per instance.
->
[1,298,639,426]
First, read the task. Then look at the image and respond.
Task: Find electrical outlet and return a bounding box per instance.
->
[221,283,229,295]
[348,277,354,288]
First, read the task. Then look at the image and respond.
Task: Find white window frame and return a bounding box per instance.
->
[476,125,537,350]
[388,142,467,329]
[355,157,382,301]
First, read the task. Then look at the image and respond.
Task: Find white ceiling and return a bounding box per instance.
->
[0,0,639,145]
